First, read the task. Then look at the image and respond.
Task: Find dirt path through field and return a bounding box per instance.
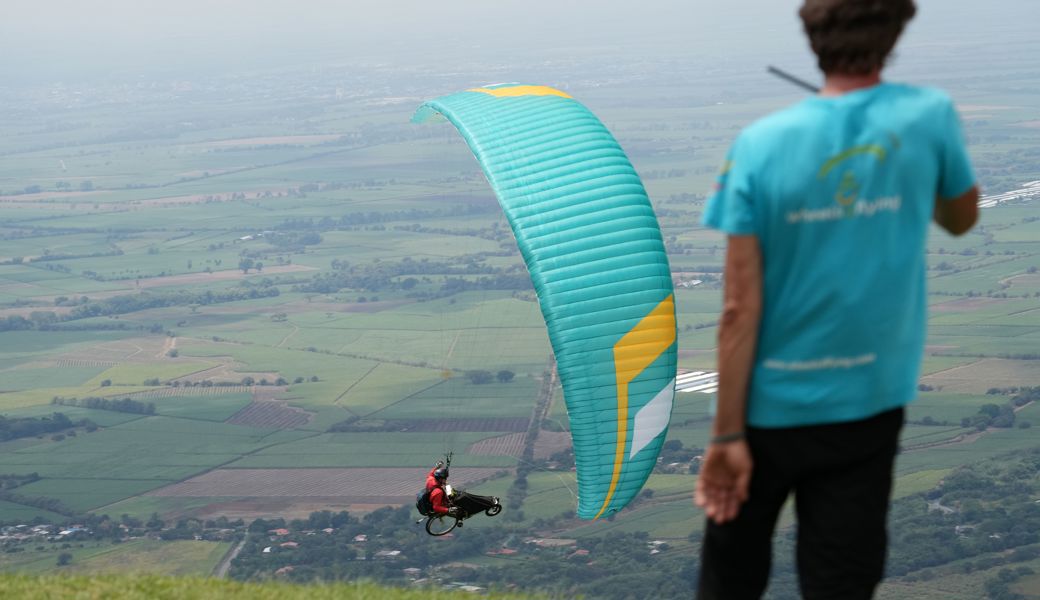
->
[157,336,177,358]
[276,325,299,348]
[447,332,460,359]
[930,297,1004,312]
[920,360,983,379]
[212,539,246,578]
[903,431,986,452]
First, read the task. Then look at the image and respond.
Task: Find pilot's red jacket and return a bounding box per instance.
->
[426,467,450,515]
[429,486,450,515]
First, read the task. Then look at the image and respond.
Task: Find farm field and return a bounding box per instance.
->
[0,538,229,577]
[0,40,1037,597]
[147,467,505,502]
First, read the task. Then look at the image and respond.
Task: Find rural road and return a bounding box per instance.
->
[213,539,246,578]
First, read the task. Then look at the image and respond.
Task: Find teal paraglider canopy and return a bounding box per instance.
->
[414,83,677,519]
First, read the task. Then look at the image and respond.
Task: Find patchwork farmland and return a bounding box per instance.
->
[225,401,312,430]
[147,467,504,501]
[0,43,1037,598]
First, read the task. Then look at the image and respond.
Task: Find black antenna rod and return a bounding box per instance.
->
[767,65,820,93]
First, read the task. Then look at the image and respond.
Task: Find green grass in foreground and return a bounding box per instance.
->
[0,574,540,600]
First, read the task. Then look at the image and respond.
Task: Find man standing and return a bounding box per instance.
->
[695,1,978,598]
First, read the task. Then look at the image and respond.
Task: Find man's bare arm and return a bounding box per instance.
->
[934,184,979,236]
[714,235,763,437]
[694,235,763,524]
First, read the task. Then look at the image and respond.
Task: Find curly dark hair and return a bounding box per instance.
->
[799,0,917,75]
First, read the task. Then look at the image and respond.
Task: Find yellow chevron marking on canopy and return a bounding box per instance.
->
[467,85,572,99]
[593,294,677,520]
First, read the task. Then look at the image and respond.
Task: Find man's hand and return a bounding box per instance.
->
[934,185,979,236]
[447,507,461,518]
[694,439,753,524]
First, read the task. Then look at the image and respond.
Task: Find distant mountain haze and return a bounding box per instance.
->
[5,0,1034,83]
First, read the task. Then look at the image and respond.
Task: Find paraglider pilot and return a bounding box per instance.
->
[426,460,459,517]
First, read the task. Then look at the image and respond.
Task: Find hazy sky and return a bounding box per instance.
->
[2,0,794,75]
[1,0,1037,82]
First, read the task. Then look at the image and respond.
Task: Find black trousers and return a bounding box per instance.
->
[698,407,904,600]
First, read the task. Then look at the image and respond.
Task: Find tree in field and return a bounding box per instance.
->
[239,258,255,274]
[496,370,515,383]
[57,552,72,566]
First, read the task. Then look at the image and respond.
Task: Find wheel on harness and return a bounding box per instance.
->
[485,499,502,516]
[425,514,459,536]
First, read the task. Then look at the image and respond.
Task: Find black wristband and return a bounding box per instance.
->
[709,431,746,444]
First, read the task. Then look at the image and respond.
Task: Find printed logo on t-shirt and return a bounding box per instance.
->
[786,135,903,224]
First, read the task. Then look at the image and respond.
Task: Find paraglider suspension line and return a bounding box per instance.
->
[514,456,579,503]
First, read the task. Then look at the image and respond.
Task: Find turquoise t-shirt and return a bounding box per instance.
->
[702,82,975,428]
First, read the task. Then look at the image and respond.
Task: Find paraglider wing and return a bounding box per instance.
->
[413,84,677,519]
